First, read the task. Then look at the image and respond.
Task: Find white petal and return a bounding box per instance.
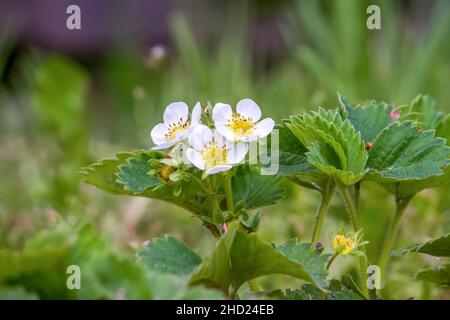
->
[213,129,228,147]
[215,123,236,142]
[207,165,232,175]
[191,102,202,126]
[186,148,205,170]
[227,142,248,164]
[150,123,169,145]
[212,103,232,123]
[174,128,190,141]
[151,140,175,150]
[188,124,213,151]
[254,118,275,138]
[163,102,189,125]
[236,134,258,143]
[236,98,261,122]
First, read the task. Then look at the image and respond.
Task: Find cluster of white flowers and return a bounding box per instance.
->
[150,99,275,175]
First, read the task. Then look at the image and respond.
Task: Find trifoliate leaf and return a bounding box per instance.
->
[80,150,215,216]
[190,225,329,295]
[286,108,367,185]
[231,166,284,210]
[416,264,450,287]
[391,233,450,258]
[116,152,161,193]
[339,94,393,143]
[137,236,202,276]
[366,121,450,181]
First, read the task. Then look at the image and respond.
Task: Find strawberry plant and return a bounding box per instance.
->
[81,94,450,299]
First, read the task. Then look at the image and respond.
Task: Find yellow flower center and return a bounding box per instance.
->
[332,234,356,255]
[202,141,228,170]
[227,114,255,137]
[165,119,190,141]
[159,165,175,181]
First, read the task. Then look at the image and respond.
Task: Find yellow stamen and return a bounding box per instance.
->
[165,118,190,141]
[159,165,175,181]
[202,141,228,170]
[332,233,356,256]
[227,113,254,137]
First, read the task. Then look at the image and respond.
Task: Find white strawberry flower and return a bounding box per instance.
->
[212,98,275,142]
[186,125,248,175]
[150,102,201,150]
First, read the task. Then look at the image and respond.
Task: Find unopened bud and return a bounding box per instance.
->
[390,110,400,121]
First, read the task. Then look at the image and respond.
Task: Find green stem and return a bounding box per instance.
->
[354,182,361,211]
[378,196,411,289]
[326,252,339,270]
[225,173,234,214]
[338,183,369,298]
[311,182,335,245]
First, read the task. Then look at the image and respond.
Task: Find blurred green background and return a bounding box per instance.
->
[0,0,449,299]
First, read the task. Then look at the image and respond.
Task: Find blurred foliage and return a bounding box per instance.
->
[0,0,449,299]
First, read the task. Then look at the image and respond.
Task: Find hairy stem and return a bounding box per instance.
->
[311,182,335,245]
[378,196,411,290]
[338,183,369,298]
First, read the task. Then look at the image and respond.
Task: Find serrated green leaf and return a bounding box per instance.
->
[286,108,367,185]
[416,264,450,287]
[400,94,443,130]
[137,236,202,275]
[278,124,329,191]
[116,152,161,193]
[276,240,330,288]
[231,166,284,210]
[391,233,450,257]
[284,284,322,300]
[275,125,310,175]
[366,121,450,181]
[368,165,450,198]
[326,279,364,300]
[284,278,364,300]
[339,95,393,143]
[189,225,329,295]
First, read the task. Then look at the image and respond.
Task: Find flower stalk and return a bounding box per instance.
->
[311,181,335,245]
[337,182,369,298]
[378,196,412,289]
[326,252,339,270]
